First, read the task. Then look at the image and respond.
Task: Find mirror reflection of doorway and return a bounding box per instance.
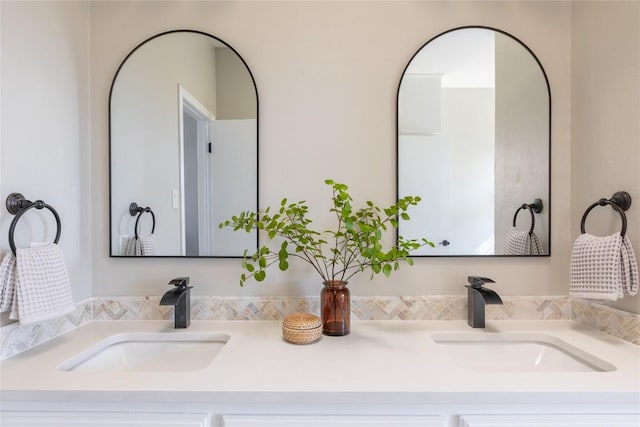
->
[179,85,258,257]
[180,86,215,256]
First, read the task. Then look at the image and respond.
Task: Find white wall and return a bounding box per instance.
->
[210,119,258,256]
[0,0,91,326]
[90,1,573,298]
[571,1,640,314]
[444,88,495,254]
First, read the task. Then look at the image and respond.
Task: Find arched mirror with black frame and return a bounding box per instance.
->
[397,26,551,256]
[109,30,258,257]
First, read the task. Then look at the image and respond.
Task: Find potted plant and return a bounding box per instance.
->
[219,179,433,336]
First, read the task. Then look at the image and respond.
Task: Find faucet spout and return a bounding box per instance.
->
[160,277,192,328]
[473,287,502,305]
[159,287,188,306]
[465,276,502,328]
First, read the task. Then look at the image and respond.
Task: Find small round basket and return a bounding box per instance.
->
[282,312,322,345]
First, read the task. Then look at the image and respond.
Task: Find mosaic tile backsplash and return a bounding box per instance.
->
[1,295,638,360]
[1,300,92,360]
[92,295,570,322]
[571,299,640,345]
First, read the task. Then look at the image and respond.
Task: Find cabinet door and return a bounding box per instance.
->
[1,411,210,427]
[460,414,640,426]
[222,414,446,427]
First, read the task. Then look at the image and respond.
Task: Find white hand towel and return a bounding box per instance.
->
[503,228,543,255]
[11,243,75,325]
[570,232,639,301]
[0,252,17,312]
[125,234,157,256]
[139,235,158,256]
[125,236,143,256]
[619,236,639,297]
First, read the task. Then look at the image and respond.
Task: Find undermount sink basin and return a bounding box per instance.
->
[58,332,229,373]
[432,332,616,372]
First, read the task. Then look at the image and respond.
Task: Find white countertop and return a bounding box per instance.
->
[1,320,639,405]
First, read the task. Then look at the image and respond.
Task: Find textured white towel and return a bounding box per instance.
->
[0,252,17,312]
[570,233,639,301]
[125,234,158,256]
[140,235,158,256]
[12,243,75,324]
[125,237,142,256]
[503,228,543,255]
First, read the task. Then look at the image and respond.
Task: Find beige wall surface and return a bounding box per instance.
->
[0,0,92,315]
[89,1,573,299]
[572,1,640,314]
[2,1,636,315]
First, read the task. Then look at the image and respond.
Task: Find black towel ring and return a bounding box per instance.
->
[6,193,61,255]
[512,199,543,235]
[129,202,155,240]
[580,191,632,238]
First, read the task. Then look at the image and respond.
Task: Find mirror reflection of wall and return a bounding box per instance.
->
[397,27,550,256]
[110,31,258,257]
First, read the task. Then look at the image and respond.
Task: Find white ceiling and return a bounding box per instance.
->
[405,28,495,88]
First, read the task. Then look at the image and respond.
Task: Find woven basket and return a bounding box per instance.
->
[282,312,322,345]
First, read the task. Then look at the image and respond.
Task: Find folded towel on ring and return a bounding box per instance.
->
[570,232,639,301]
[0,243,75,325]
[0,252,17,313]
[503,227,543,255]
[125,234,158,256]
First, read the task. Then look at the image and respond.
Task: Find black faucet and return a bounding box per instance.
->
[465,276,503,328]
[159,277,192,328]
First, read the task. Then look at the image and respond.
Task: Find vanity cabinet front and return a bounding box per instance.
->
[1,411,211,426]
[4,405,640,427]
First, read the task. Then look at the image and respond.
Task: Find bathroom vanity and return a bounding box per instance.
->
[1,320,639,426]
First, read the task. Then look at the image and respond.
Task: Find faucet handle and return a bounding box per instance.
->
[467,276,495,288]
[168,277,190,288]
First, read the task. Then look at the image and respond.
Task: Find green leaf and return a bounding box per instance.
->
[278,251,287,262]
[222,178,431,288]
[382,264,392,277]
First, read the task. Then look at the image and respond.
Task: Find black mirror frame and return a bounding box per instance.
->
[108,29,259,258]
[395,25,551,257]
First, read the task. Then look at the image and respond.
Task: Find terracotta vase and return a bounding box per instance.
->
[321,280,350,336]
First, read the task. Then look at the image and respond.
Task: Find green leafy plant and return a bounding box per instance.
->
[219,179,434,286]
